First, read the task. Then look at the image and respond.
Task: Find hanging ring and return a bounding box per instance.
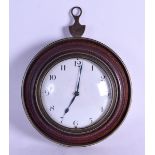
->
[71,7,82,18]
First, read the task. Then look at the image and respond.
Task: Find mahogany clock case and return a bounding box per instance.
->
[22,37,131,146]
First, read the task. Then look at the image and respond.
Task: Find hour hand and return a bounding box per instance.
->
[63,94,77,115]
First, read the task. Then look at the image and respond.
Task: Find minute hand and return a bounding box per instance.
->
[62,63,83,116]
[75,63,83,92]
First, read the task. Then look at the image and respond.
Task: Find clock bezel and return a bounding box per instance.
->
[35,53,119,134]
[22,37,131,146]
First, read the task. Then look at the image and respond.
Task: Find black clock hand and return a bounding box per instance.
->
[75,63,83,92]
[63,92,79,115]
[63,63,83,116]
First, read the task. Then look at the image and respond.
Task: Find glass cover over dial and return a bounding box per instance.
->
[41,58,112,128]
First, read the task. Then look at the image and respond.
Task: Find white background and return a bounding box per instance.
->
[9,0,144,155]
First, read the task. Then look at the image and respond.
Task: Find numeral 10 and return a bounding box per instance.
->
[50,75,56,80]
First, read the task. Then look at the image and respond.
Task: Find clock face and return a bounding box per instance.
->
[40,58,112,128]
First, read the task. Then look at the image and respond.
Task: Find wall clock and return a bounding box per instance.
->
[22,7,131,146]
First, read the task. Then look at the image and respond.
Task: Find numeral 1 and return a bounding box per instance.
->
[92,65,94,71]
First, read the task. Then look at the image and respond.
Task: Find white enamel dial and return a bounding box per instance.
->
[41,58,112,128]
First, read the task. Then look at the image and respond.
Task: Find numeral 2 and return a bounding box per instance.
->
[50,105,54,111]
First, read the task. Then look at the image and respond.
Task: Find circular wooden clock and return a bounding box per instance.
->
[22,7,131,146]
